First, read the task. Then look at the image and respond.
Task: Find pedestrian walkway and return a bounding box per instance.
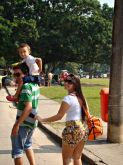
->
[0,88,63,165]
[37,89,123,165]
[39,87,123,165]
[1,87,123,165]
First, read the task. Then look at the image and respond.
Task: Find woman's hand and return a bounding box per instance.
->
[35,115,42,122]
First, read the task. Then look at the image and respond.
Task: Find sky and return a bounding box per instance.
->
[99,0,114,7]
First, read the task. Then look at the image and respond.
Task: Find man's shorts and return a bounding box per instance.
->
[11,126,34,159]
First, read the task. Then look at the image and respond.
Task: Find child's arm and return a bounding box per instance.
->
[35,58,42,73]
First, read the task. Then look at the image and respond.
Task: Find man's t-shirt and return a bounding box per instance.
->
[17,83,39,129]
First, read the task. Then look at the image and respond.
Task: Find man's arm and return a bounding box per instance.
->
[11,102,32,136]
[16,102,32,125]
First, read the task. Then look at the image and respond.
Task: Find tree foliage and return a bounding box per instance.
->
[0,0,113,68]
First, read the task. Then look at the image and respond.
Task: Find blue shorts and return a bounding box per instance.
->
[23,75,41,84]
[11,126,34,159]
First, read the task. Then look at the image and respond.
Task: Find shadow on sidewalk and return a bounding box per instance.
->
[86,139,109,146]
[0,150,11,154]
[34,145,61,153]
[0,145,61,155]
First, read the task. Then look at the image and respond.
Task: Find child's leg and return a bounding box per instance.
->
[6,78,23,102]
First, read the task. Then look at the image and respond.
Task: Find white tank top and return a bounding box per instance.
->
[63,95,82,121]
[22,55,39,75]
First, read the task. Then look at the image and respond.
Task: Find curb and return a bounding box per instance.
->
[38,123,106,165]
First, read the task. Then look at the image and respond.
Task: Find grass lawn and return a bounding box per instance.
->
[40,78,109,117]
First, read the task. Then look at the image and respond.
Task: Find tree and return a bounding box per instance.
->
[0,57,6,67]
[0,0,39,64]
[0,0,113,68]
[108,0,123,143]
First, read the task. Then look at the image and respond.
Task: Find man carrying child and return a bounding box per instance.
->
[11,62,39,165]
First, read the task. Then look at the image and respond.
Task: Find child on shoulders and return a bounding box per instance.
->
[6,43,42,102]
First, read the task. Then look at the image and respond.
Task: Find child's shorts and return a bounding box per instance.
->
[11,126,34,159]
[23,75,41,85]
[62,120,88,146]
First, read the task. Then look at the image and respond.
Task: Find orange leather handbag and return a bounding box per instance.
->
[83,106,103,141]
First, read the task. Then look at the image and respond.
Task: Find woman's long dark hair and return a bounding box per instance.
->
[65,74,88,121]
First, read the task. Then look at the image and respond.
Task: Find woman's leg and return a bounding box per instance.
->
[73,140,85,165]
[62,143,74,165]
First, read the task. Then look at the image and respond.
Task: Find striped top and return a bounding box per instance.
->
[17,83,39,129]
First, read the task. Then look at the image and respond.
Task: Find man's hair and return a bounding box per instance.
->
[13,62,29,75]
[17,43,31,53]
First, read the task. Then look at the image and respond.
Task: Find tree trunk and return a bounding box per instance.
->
[89,72,93,79]
[108,0,123,143]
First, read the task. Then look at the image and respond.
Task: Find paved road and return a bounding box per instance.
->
[38,127,87,165]
[37,127,87,165]
[0,88,86,165]
[0,88,63,165]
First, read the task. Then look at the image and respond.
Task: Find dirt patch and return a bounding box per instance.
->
[49,122,65,131]
[81,83,106,87]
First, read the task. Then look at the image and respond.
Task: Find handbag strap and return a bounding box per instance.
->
[82,104,91,120]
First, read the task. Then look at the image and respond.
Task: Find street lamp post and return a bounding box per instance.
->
[108,0,123,143]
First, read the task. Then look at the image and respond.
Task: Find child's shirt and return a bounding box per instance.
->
[22,55,39,75]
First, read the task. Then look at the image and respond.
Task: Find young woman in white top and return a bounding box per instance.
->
[36,74,88,165]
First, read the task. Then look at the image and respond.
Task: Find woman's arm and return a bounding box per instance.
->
[36,101,70,123]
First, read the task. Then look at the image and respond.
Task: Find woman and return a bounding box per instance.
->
[36,74,89,165]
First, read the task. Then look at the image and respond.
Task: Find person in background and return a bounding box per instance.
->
[6,43,42,102]
[40,72,45,86]
[35,74,89,165]
[48,72,53,87]
[11,62,39,165]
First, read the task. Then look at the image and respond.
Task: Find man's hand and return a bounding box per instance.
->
[11,123,19,136]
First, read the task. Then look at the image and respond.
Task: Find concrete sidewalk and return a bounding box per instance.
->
[0,88,63,165]
[2,87,123,165]
[37,89,123,165]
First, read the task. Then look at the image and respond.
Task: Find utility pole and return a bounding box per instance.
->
[108,0,123,143]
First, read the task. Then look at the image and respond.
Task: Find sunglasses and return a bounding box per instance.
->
[13,72,21,77]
